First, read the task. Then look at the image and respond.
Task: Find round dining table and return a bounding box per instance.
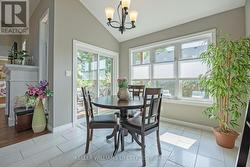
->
[92,95,144,119]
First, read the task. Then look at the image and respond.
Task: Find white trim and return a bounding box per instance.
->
[39,8,49,81]
[73,40,118,57]
[72,40,119,125]
[163,98,212,107]
[4,64,39,72]
[73,118,85,127]
[160,117,213,132]
[51,123,73,133]
[73,40,77,125]
[47,123,53,132]
[129,29,216,52]
[0,56,8,60]
[8,117,15,127]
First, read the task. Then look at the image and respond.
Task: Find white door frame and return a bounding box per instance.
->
[72,40,119,125]
[39,9,49,81]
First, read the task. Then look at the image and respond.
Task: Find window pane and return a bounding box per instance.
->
[180,80,209,99]
[154,80,175,98]
[132,65,150,80]
[181,40,208,59]
[77,50,98,98]
[179,60,208,78]
[132,51,150,65]
[132,80,152,87]
[99,56,113,97]
[77,50,98,118]
[142,51,150,64]
[133,52,141,65]
[155,46,174,62]
[153,63,174,79]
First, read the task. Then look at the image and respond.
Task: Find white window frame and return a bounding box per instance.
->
[73,40,119,125]
[129,29,216,105]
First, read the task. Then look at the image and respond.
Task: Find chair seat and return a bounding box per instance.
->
[90,114,117,124]
[123,116,158,131]
[127,109,141,118]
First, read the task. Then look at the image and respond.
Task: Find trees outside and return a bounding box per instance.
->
[77,50,113,98]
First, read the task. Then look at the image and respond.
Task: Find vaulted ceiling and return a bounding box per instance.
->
[80,0,246,42]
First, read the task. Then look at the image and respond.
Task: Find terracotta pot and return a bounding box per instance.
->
[213,127,239,149]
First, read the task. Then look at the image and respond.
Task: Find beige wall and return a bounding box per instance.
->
[53,0,119,127]
[23,0,54,66]
[23,0,55,128]
[246,0,250,36]
[161,103,217,127]
[119,7,246,128]
[0,35,22,57]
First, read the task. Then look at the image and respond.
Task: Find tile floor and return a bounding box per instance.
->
[0,121,249,167]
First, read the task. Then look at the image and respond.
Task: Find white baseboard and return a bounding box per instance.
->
[161,117,213,132]
[8,117,15,127]
[47,123,53,132]
[52,123,73,133]
[75,118,85,125]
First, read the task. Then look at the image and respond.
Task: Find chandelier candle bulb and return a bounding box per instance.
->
[121,0,131,10]
[129,10,138,22]
[105,7,115,20]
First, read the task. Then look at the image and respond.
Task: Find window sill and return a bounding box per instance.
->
[162,98,212,107]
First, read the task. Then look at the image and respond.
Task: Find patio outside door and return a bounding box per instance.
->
[73,41,118,122]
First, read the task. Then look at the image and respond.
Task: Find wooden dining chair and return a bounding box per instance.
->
[128,85,145,100]
[127,85,145,118]
[122,88,162,166]
[81,87,119,154]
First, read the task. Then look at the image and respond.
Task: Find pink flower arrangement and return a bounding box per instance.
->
[26,80,53,100]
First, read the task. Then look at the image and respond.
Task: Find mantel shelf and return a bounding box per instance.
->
[3,64,38,73]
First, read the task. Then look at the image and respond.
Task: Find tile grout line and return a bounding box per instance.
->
[56,145,64,153]
[168,159,185,167]
[61,134,71,141]
[19,150,25,160]
[193,133,201,167]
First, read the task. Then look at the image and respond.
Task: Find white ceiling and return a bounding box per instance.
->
[80,0,246,42]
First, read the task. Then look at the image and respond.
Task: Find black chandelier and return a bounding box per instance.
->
[105,0,138,34]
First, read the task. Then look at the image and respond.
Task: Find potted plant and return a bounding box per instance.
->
[17,50,29,65]
[117,78,129,101]
[8,49,18,64]
[8,50,30,65]
[199,36,250,148]
[25,80,53,133]
[8,42,18,64]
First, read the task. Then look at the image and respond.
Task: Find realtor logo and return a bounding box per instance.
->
[0,0,29,34]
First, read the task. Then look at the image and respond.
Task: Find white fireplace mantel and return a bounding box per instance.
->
[4,64,39,127]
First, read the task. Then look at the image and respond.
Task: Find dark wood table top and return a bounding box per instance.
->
[92,95,144,110]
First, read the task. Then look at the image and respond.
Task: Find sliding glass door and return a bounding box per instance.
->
[75,44,118,120]
[77,50,98,99]
[99,55,113,97]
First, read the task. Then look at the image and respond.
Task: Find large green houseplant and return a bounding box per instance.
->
[200,36,250,149]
